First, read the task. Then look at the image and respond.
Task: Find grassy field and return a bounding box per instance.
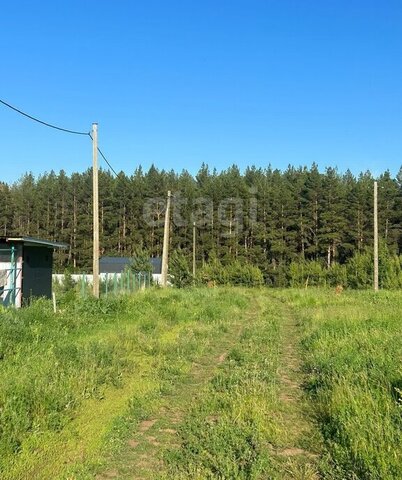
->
[0,288,400,479]
[290,289,402,479]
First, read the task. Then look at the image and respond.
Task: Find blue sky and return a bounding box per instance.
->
[1,0,401,183]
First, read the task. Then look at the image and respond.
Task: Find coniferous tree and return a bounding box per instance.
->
[1,163,401,284]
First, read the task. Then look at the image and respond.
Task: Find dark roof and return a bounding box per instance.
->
[0,236,68,249]
[99,257,131,273]
[100,257,162,274]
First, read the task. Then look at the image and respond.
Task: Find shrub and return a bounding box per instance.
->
[169,252,193,288]
[130,248,153,275]
[346,243,402,290]
[226,261,264,286]
[198,257,229,285]
[347,251,373,289]
[198,260,263,287]
[325,263,347,287]
[289,260,326,287]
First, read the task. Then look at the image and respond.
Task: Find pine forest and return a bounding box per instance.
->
[1,163,402,287]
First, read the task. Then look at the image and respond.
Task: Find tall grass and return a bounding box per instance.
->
[2,288,401,479]
[284,289,402,479]
[160,301,283,479]
[0,288,250,478]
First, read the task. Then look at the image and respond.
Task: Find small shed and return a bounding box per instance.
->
[0,236,67,307]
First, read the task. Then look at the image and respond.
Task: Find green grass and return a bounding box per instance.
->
[0,288,253,479]
[159,301,282,479]
[157,294,320,480]
[1,287,401,479]
[278,289,402,479]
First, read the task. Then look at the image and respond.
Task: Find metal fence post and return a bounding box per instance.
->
[81,274,85,297]
[10,246,16,306]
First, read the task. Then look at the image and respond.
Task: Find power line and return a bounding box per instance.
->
[0,98,90,135]
[98,145,119,177]
[1,97,120,176]
[88,132,119,177]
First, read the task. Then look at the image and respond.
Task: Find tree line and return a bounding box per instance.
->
[1,163,401,286]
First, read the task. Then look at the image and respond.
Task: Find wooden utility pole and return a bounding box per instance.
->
[374,181,379,291]
[192,221,196,277]
[161,191,172,287]
[92,123,100,298]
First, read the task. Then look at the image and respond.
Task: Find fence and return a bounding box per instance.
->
[0,246,22,307]
[53,271,153,298]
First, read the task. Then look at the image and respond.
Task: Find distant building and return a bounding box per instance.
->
[0,236,67,307]
[99,256,162,275]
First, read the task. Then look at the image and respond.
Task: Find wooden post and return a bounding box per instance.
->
[92,123,100,298]
[161,191,172,287]
[374,181,379,291]
[193,221,196,277]
[52,292,57,313]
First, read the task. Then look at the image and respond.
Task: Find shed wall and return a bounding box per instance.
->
[22,246,53,302]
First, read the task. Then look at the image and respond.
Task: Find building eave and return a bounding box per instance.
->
[2,237,68,249]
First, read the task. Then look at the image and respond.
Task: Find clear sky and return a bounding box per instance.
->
[1,0,401,183]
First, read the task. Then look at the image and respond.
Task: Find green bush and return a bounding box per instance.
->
[169,252,193,288]
[198,257,229,285]
[62,268,76,293]
[130,248,153,275]
[198,259,263,287]
[325,262,347,287]
[226,261,264,286]
[289,260,327,287]
[264,263,288,287]
[346,251,373,289]
[346,243,402,290]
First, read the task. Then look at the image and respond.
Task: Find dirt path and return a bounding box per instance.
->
[269,298,322,479]
[96,305,259,480]
[96,293,322,480]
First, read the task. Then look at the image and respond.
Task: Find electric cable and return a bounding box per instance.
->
[88,132,119,177]
[0,98,90,135]
[1,97,120,176]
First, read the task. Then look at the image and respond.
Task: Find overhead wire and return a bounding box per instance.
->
[0,98,90,135]
[88,132,119,177]
[0,97,120,176]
